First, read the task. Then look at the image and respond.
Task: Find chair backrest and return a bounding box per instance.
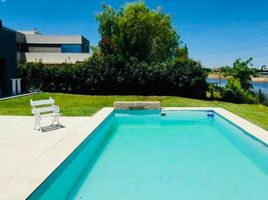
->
[30,97,55,107]
[30,97,56,114]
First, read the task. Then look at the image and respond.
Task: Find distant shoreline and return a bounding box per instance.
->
[208,74,268,83]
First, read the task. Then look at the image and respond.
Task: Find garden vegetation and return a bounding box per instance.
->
[18,2,208,99]
[209,58,267,105]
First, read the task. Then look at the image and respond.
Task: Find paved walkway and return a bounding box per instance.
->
[0,108,113,200]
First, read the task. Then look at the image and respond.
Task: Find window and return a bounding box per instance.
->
[61,44,82,53]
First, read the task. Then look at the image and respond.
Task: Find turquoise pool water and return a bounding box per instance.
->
[28,110,268,200]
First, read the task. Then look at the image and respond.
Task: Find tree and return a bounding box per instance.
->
[96,2,181,63]
[175,44,189,60]
[90,45,100,55]
[223,57,257,91]
[222,77,245,103]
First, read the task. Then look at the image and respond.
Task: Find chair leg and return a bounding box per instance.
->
[51,115,60,128]
[57,116,61,128]
[34,120,37,130]
[34,117,39,130]
[51,116,56,125]
[38,118,42,132]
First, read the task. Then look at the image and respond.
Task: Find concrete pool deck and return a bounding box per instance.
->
[0,108,113,200]
[0,107,267,199]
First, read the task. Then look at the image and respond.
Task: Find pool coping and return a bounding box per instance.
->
[3,107,268,200]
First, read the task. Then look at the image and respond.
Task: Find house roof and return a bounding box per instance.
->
[18,30,41,35]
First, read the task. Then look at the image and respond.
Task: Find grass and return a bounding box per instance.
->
[0,92,267,130]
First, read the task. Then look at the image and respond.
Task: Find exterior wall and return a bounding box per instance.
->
[25,53,91,64]
[81,36,90,53]
[17,53,26,64]
[0,27,17,95]
[16,32,27,63]
[16,31,26,43]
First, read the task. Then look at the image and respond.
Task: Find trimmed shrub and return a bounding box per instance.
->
[18,56,208,98]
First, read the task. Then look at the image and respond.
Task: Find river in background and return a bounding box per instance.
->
[207,78,268,96]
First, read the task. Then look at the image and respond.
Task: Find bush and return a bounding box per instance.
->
[18,56,208,98]
[222,77,256,103]
[208,84,224,100]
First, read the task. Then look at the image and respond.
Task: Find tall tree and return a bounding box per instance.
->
[175,44,189,60]
[96,2,182,63]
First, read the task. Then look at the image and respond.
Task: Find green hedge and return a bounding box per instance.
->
[18,56,208,98]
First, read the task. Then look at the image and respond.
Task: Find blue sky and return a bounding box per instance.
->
[1,0,268,67]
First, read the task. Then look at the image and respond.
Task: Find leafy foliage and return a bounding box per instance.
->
[223,58,258,91]
[18,2,208,99]
[219,77,256,103]
[214,57,265,104]
[96,2,184,63]
[18,56,208,98]
[223,77,245,102]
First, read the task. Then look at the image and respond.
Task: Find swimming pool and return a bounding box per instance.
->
[28,110,268,200]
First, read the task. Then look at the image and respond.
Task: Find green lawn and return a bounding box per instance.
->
[0,92,267,130]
